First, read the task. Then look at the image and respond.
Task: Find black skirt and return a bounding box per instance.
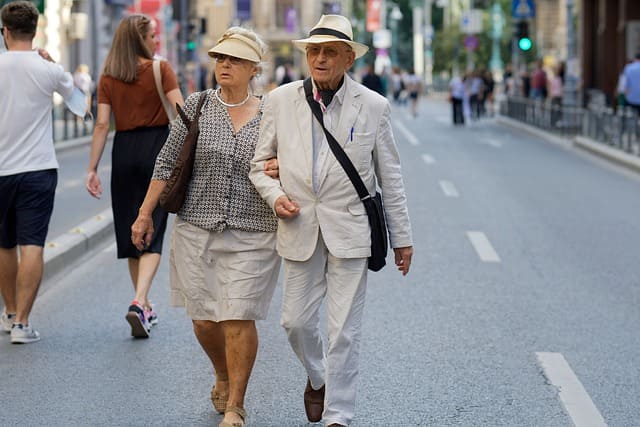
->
[111,126,169,259]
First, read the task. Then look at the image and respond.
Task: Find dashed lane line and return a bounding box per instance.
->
[466,231,501,262]
[394,121,419,146]
[536,352,607,427]
[481,137,503,148]
[422,154,435,164]
[439,180,459,197]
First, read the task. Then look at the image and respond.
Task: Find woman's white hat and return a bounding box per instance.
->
[208,32,262,63]
[292,15,368,59]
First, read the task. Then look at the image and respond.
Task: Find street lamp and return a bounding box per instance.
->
[389,4,403,66]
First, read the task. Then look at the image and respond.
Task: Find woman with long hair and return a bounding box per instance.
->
[86,15,184,338]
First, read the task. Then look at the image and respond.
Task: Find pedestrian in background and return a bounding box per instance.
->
[86,14,184,338]
[0,1,80,344]
[131,27,279,427]
[361,63,384,95]
[250,14,413,427]
[548,63,564,126]
[530,60,547,100]
[449,74,466,125]
[623,53,640,115]
[404,68,422,117]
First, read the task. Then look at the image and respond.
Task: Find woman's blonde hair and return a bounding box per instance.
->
[102,15,153,83]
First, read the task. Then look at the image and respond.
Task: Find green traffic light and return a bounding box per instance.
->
[187,41,196,50]
[518,37,532,51]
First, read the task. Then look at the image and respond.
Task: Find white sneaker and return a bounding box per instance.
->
[1,309,14,333]
[10,323,41,344]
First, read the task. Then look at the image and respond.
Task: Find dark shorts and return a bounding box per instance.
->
[0,169,57,248]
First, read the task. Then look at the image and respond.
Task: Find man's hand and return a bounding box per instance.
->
[264,158,279,179]
[274,195,300,219]
[393,246,413,276]
[37,48,54,63]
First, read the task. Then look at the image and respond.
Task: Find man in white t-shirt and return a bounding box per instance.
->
[0,1,75,344]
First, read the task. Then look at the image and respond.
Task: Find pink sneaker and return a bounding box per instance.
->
[125,301,150,338]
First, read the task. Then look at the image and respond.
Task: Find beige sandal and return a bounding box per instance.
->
[210,382,229,414]
[219,405,246,427]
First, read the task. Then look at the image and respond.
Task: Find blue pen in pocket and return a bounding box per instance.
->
[350,127,354,142]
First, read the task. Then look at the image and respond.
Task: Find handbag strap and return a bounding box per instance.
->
[153,59,176,121]
[303,77,371,201]
[175,90,208,130]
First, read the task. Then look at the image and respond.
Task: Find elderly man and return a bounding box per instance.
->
[250,14,413,426]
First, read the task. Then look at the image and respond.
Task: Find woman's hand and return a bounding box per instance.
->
[86,170,102,199]
[131,213,155,251]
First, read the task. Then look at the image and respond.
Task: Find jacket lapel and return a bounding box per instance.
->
[318,76,362,190]
[294,84,314,187]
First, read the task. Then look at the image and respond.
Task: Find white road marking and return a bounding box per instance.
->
[394,121,419,146]
[466,231,501,262]
[536,352,607,427]
[422,154,435,164]
[482,138,503,148]
[439,180,459,197]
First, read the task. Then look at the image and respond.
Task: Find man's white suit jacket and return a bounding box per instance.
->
[250,75,413,262]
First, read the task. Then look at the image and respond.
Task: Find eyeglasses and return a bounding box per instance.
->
[306,45,352,58]
[213,54,244,65]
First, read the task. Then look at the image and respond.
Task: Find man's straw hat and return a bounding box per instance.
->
[292,15,368,59]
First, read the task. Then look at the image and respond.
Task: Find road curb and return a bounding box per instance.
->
[574,135,640,174]
[495,115,573,148]
[43,208,114,282]
[496,115,640,175]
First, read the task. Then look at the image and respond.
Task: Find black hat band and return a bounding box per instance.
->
[309,27,351,41]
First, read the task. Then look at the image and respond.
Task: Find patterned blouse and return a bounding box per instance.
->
[152,89,277,233]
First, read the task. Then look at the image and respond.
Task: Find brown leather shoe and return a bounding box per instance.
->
[303,378,325,422]
[327,424,346,427]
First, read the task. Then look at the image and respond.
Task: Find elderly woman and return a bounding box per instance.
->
[131,28,279,427]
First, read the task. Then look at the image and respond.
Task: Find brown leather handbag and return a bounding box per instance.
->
[159,91,207,213]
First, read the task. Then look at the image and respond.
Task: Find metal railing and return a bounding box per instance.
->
[500,96,640,156]
[499,96,583,138]
[581,106,640,155]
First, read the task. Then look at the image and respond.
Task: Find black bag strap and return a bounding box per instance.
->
[303,78,371,201]
[175,90,207,130]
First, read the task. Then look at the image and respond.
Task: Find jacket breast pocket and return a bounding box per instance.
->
[351,131,374,165]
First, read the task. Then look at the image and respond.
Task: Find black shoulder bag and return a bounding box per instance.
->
[303,78,388,272]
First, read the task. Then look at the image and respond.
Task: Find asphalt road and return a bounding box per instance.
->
[1,98,638,426]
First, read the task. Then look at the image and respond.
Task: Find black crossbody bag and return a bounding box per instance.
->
[303,78,388,271]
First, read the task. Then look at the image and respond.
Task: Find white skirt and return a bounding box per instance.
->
[169,217,281,321]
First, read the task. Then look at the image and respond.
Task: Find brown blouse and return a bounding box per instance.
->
[97,59,179,131]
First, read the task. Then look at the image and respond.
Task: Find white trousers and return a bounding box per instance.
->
[281,233,368,426]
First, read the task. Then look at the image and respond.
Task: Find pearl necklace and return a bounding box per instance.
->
[214,87,251,108]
